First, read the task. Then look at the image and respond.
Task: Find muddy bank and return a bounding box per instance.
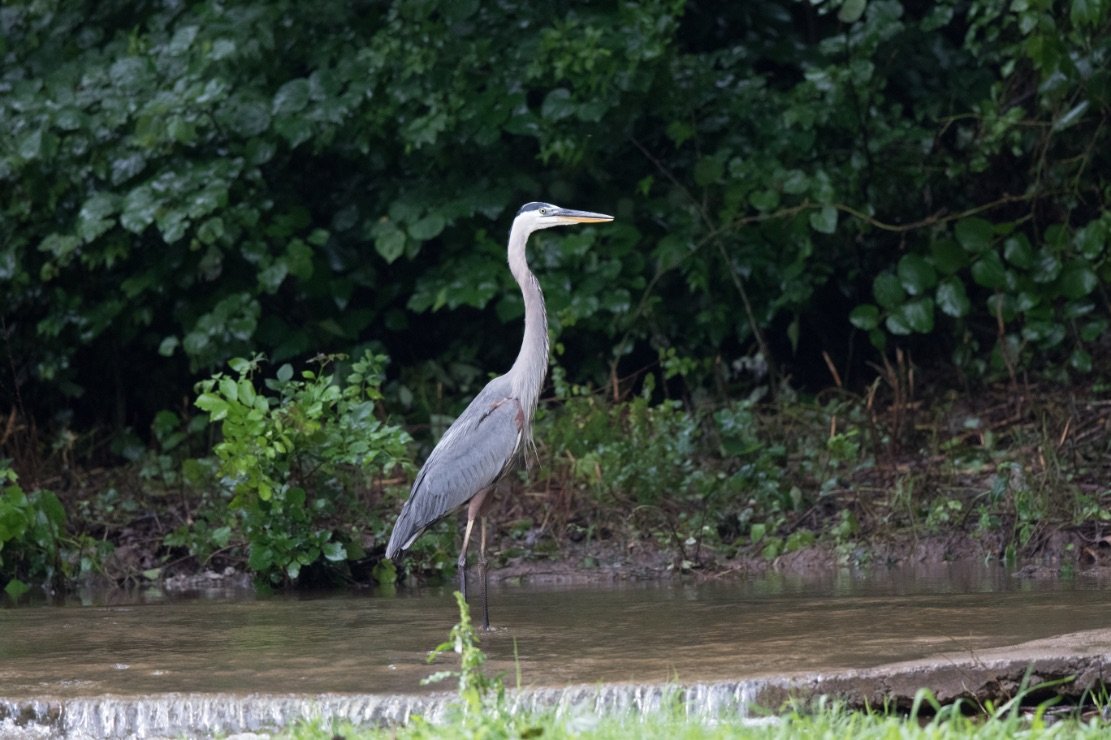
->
[147,526,1111,593]
[481,527,1111,587]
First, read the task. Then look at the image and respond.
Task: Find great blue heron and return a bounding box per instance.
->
[385,202,614,628]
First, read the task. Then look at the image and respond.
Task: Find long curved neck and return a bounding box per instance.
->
[506,221,549,420]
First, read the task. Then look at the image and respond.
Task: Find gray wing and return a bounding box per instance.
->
[385,377,524,558]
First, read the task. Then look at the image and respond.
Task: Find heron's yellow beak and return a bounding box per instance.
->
[550,207,614,224]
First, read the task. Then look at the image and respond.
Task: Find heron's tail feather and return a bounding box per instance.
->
[384,501,422,560]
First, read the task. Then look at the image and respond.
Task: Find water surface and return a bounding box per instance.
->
[1,563,1108,698]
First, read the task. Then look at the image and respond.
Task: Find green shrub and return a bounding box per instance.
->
[0,463,66,597]
[192,351,411,584]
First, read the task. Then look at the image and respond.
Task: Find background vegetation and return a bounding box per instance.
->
[2,0,1109,592]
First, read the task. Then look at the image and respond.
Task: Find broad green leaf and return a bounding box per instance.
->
[218,377,238,403]
[750,522,766,544]
[782,170,809,195]
[885,312,912,335]
[78,193,119,242]
[1080,318,1108,342]
[872,272,905,309]
[18,130,42,160]
[249,545,273,572]
[1031,250,1062,283]
[230,101,271,137]
[4,579,29,599]
[749,190,780,212]
[541,88,575,121]
[195,393,230,421]
[1070,347,1093,373]
[970,252,1008,289]
[276,364,294,382]
[156,208,189,243]
[1022,320,1065,345]
[1071,0,1101,25]
[273,79,310,115]
[666,120,695,146]
[258,261,289,294]
[168,117,196,145]
[38,233,80,261]
[897,254,937,295]
[955,217,993,253]
[1003,235,1033,268]
[36,491,65,526]
[929,239,967,274]
[373,221,406,263]
[211,38,236,60]
[1074,220,1106,260]
[409,214,446,241]
[896,297,934,333]
[167,25,199,54]
[121,186,158,233]
[212,526,232,548]
[274,116,312,147]
[849,304,881,330]
[838,0,867,23]
[693,155,724,186]
[322,541,347,561]
[237,379,256,407]
[286,239,314,280]
[1059,262,1098,299]
[809,205,838,234]
[197,217,225,245]
[935,277,971,318]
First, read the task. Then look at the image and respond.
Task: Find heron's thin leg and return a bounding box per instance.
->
[478,516,490,630]
[458,515,476,601]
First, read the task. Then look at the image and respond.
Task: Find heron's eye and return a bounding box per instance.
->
[539,207,549,215]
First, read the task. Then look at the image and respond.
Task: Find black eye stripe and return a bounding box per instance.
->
[516,201,556,216]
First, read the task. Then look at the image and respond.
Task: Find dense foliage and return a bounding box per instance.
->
[4,0,1108,431]
[2,1,1110,589]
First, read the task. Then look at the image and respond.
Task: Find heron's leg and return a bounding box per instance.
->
[458,516,476,600]
[463,488,491,622]
[478,516,490,630]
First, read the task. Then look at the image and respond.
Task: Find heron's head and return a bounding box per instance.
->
[514,201,614,233]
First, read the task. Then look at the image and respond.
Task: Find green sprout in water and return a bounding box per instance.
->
[422,591,503,713]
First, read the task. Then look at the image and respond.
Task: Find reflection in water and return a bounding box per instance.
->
[1,562,1108,699]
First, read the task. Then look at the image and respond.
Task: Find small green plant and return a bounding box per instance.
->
[408,592,550,738]
[0,462,66,597]
[925,498,963,533]
[422,592,500,709]
[193,351,411,584]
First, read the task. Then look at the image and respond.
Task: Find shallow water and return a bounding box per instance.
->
[1,563,1109,699]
